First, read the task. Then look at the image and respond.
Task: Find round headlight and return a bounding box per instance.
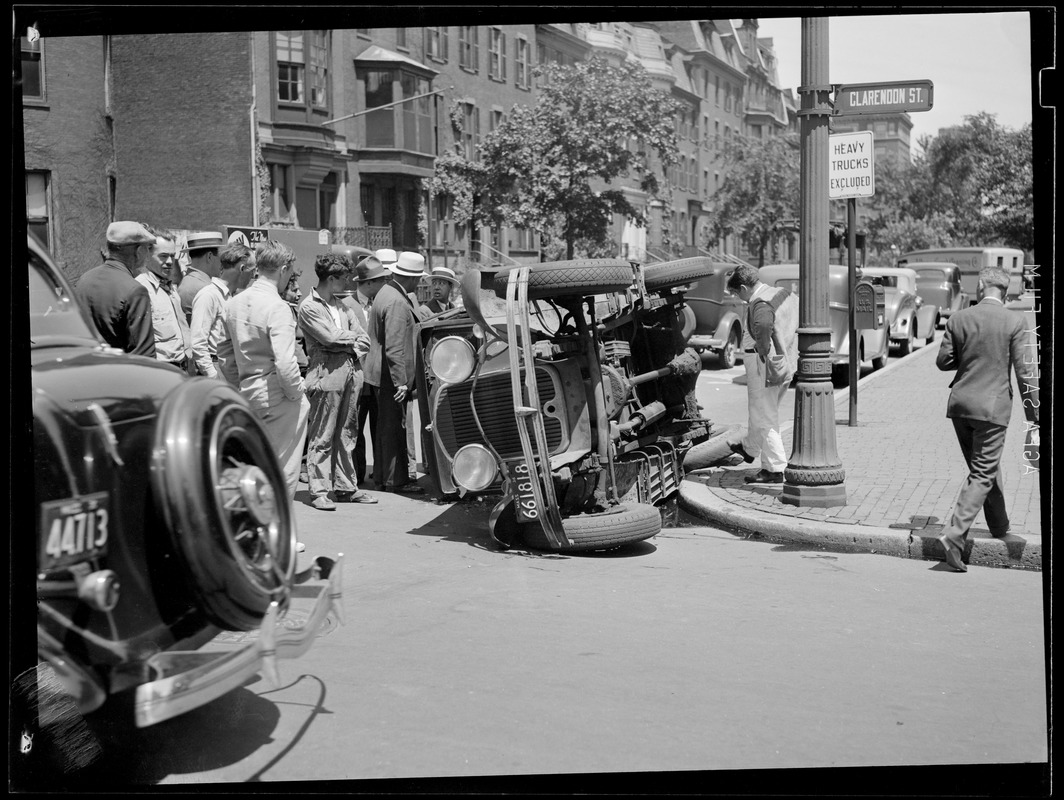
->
[428,336,477,384]
[452,444,499,492]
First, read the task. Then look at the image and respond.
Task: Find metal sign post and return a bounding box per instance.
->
[847,198,858,426]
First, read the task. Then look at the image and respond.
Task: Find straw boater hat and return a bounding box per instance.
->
[185,231,225,252]
[391,251,426,278]
[375,248,398,266]
[429,266,459,284]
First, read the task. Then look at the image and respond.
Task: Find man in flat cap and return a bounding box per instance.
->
[364,250,426,494]
[77,221,157,357]
[178,231,224,323]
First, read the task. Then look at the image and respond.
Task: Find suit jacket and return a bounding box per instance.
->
[297,289,371,393]
[419,297,455,319]
[936,297,1038,426]
[363,279,418,390]
[77,259,157,358]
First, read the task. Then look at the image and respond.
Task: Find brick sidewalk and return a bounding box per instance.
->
[691,336,1042,537]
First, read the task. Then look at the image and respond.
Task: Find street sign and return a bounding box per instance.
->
[225,225,270,247]
[829,131,875,199]
[833,79,933,116]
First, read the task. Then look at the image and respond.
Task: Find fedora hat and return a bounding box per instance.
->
[105,220,155,246]
[391,251,426,278]
[375,248,398,265]
[356,256,389,282]
[429,266,459,284]
[185,231,225,252]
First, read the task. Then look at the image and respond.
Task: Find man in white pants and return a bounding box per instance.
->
[725,264,799,484]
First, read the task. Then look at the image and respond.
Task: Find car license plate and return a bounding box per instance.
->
[510,462,541,522]
[39,492,111,570]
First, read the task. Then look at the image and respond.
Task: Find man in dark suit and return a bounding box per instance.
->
[418,266,459,319]
[76,221,157,357]
[935,266,1039,572]
[363,251,426,494]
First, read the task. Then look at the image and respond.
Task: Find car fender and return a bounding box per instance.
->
[915,303,938,338]
[714,310,742,349]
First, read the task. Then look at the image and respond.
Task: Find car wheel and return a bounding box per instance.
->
[718,327,740,369]
[677,304,697,341]
[872,351,888,370]
[899,321,914,355]
[493,259,634,301]
[522,503,662,552]
[151,379,296,631]
[643,257,717,292]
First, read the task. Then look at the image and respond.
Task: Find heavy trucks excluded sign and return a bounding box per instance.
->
[833,79,934,116]
[829,131,875,199]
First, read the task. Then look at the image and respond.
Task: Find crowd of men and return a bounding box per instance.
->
[77,221,462,534]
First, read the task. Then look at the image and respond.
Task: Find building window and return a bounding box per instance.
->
[20,36,43,100]
[715,76,720,107]
[489,109,504,134]
[512,226,536,251]
[458,26,479,72]
[361,184,375,226]
[425,26,448,61]
[488,27,507,81]
[515,37,531,89]
[401,71,433,154]
[26,171,50,250]
[309,30,329,108]
[268,163,294,221]
[396,28,408,50]
[460,102,480,161]
[364,69,395,147]
[319,172,338,229]
[276,31,305,103]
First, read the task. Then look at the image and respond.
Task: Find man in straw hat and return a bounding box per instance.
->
[77,220,157,357]
[178,230,224,323]
[363,250,426,494]
[418,265,459,319]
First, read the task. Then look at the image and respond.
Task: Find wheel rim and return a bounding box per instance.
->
[723,335,737,366]
[207,403,293,598]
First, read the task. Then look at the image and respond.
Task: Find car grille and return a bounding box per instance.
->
[435,369,563,460]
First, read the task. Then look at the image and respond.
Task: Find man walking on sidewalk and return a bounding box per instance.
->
[725,265,799,484]
[935,266,1039,572]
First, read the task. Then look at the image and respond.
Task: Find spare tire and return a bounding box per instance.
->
[493,259,634,301]
[151,379,297,631]
[521,502,662,552]
[644,257,717,292]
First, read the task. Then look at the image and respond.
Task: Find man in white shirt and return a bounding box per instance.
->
[190,243,249,379]
[135,225,194,373]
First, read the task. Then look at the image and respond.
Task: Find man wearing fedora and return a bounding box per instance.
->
[343,256,389,486]
[364,250,426,494]
[418,265,459,318]
[178,231,224,323]
[297,252,377,510]
[77,221,157,357]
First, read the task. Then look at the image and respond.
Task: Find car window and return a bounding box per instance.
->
[30,252,100,343]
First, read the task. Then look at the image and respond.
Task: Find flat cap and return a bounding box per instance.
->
[105,221,156,246]
[185,231,225,251]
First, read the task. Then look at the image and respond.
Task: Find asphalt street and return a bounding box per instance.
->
[74,490,1048,788]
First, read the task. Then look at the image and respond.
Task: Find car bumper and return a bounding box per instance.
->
[132,554,344,728]
[686,334,724,350]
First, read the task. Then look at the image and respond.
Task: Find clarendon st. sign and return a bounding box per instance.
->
[832,79,934,116]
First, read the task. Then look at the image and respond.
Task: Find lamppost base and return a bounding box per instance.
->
[780,482,847,508]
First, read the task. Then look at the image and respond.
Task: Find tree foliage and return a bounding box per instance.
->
[709,133,800,267]
[431,56,680,260]
[866,112,1033,254]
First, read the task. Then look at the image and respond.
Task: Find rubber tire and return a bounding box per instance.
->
[493,259,634,301]
[151,378,296,631]
[677,304,697,341]
[872,352,888,371]
[643,257,717,292]
[522,503,662,552]
[898,320,914,355]
[718,326,740,369]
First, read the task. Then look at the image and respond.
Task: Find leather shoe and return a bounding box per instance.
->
[938,534,967,572]
[744,469,783,484]
[311,496,336,511]
[334,491,378,504]
[729,440,755,463]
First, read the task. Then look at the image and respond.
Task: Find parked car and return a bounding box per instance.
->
[909,262,966,327]
[898,246,1025,304]
[414,258,717,552]
[677,258,746,369]
[28,235,343,730]
[857,266,939,355]
[757,263,890,374]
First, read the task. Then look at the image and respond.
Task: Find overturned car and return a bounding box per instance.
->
[414,258,719,552]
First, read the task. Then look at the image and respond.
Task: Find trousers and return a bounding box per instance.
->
[372,374,411,489]
[256,394,311,501]
[353,387,378,485]
[306,368,364,498]
[943,416,1010,543]
[741,353,789,473]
